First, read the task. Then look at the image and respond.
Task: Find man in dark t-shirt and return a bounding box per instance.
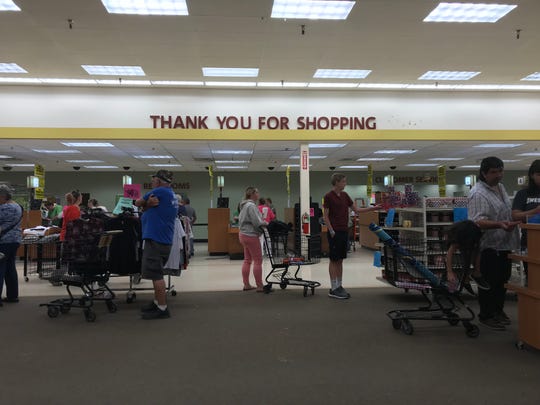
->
[323,173,381,299]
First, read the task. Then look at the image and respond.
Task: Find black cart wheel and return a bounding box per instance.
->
[84,309,96,322]
[126,291,136,303]
[279,282,287,290]
[47,306,60,318]
[106,300,117,313]
[392,319,402,330]
[303,287,308,297]
[60,305,71,314]
[171,290,177,296]
[465,324,480,338]
[401,320,414,335]
[516,341,525,350]
[447,313,460,326]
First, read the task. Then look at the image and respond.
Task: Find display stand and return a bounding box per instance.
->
[507,224,540,350]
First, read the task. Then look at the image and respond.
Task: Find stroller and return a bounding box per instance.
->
[261,227,321,296]
[370,223,480,338]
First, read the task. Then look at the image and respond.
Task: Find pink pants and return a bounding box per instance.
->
[239,233,263,288]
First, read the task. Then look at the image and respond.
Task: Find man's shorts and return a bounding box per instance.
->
[141,239,172,281]
[328,230,348,261]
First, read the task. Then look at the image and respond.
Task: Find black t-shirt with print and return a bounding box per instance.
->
[512,188,540,247]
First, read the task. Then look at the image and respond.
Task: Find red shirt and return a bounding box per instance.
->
[60,205,81,241]
[323,190,353,232]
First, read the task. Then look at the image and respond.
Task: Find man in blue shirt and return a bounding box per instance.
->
[135,170,178,319]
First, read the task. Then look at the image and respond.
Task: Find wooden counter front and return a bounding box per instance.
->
[227,227,244,260]
[506,223,540,349]
[207,208,230,255]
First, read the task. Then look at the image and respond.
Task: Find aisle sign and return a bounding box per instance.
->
[123,184,141,199]
[34,164,45,200]
[438,165,446,197]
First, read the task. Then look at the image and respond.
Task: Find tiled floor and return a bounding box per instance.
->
[17,242,386,298]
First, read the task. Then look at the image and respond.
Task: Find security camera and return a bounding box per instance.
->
[2,166,12,171]
[390,166,397,170]
[329,166,336,171]
[73,166,81,171]
[123,166,130,171]
[449,165,456,170]
[268,166,275,171]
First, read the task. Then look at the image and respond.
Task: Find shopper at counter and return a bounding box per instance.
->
[468,156,520,331]
[0,184,23,305]
[60,190,82,241]
[323,173,382,299]
[238,187,268,292]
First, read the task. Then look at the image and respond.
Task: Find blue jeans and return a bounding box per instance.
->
[0,243,20,301]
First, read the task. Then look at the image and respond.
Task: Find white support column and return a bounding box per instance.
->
[299,143,310,257]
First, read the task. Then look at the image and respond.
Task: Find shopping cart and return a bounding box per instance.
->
[261,227,321,296]
[370,223,480,338]
[39,229,120,322]
[21,233,62,283]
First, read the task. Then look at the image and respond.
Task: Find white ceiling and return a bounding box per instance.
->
[1,0,539,172]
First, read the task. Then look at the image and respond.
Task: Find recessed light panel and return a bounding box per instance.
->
[0,1,20,11]
[424,2,517,23]
[517,153,540,156]
[134,155,173,159]
[309,143,346,148]
[374,150,416,154]
[101,0,188,15]
[522,72,540,81]
[271,0,355,20]
[66,160,104,163]
[82,65,145,76]
[314,69,371,79]
[212,150,252,155]
[289,155,327,159]
[148,164,182,167]
[419,71,480,81]
[203,68,259,77]
[0,63,26,73]
[62,142,114,147]
[339,165,368,169]
[33,149,81,154]
[5,163,34,167]
[474,143,523,148]
[84,165,119,169]
[216,165,249,169]
[356,158,394,161]
[406,163,438,167]
[0,154,13,158]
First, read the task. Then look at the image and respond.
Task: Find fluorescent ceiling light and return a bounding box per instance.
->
[424,2,517,23]
[460,165,480,168]
[522,72,540,81]
[358,83,408,89]
[33,149,81,154]
[62,142,114,147]
[152,81,204,86]
[101,0,188,15]
[96,79,151,86]
[203,68,259,77]
[517,153,540,156]
[280,164,312,167]
[289,155,327,159]
[502,159,521,163]
[271,0,355,20]
[66,160,103,163]
[205,81,257,87]
[5,163,34,167]
[0,1,20,11]
[0,155,13,158]
[308,83,358,88]
[0,77,40,84]
[40,79,96,85]
[339,165,368,169]
[428,158,464,161]
[374,149,416,154]
[419,71,480,81]
[212,150,252,155]
[0,63,26,73]
[309,143,346,148]
[314,69,371,79]
[82,65,145,76]
[257,82,284,87]
[148,164,182,167]
[215,160,249,163]
[406,163,438,167]
[84,165,119,169]
[134,155,173,159]
[216,165,248,169]
[356,158,394,161]
[474,143,523,148]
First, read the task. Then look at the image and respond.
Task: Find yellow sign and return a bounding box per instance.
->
[367,164,373,198]
[438,165,446,197]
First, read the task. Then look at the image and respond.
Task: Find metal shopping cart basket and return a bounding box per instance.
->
[370,223,480,338]
[261,227,321,297]
[39,230,121,322]
[21,233,62,283]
